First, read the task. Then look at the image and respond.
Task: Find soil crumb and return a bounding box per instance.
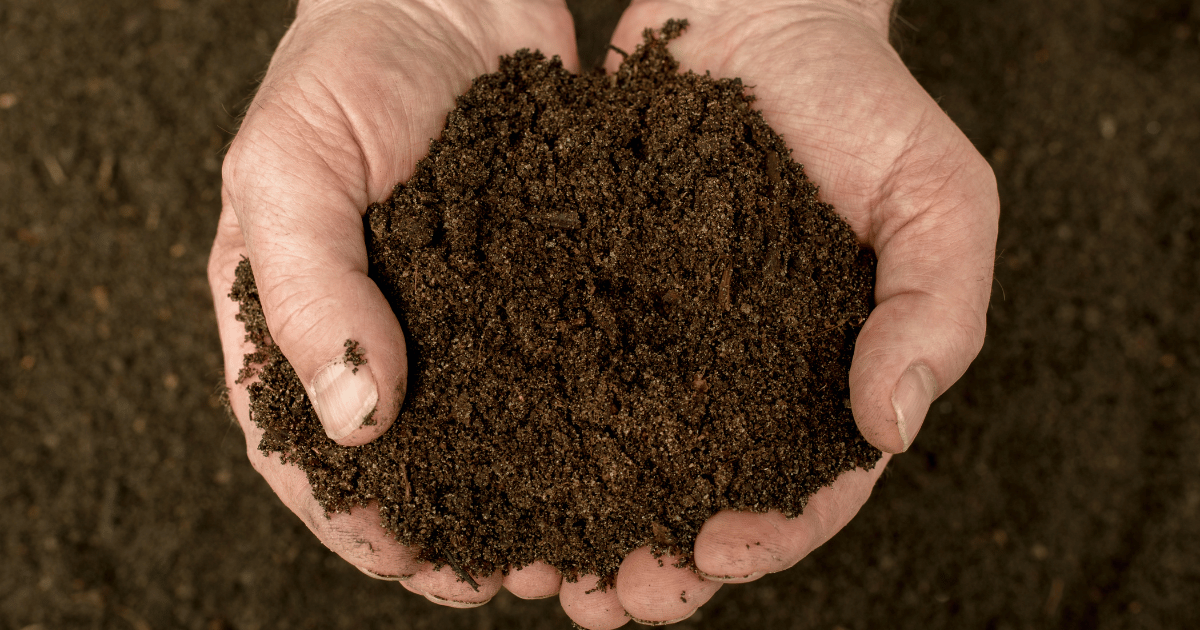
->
[232,20,879,586]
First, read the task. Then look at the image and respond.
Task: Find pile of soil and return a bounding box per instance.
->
[232,20,878,585]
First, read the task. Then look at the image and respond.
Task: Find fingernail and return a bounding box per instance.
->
[698,570,763,583]
[357,566,410,581]
[630,610,697,625]
[891,363,937,451]
[423,591,491,609]
[509,591,558,600]
[310,359,379,441]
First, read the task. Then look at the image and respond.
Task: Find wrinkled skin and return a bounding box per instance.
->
[207,0,998,625]
[208,0,578,606]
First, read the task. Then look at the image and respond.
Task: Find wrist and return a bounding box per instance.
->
[817,0,894,33]
[289,0,577,67]
[295,0,456,17]
[628,0,894,39]
[297,0,571,18]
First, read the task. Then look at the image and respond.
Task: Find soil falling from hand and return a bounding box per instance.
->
[232,20,880,586]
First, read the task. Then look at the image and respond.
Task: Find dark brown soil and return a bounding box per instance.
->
[5,0,1200,628]
[232,22,878,584]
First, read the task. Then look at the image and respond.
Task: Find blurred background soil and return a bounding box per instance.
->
[2,0,1198,628]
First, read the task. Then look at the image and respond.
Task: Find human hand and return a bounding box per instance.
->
[207,0,578,607]
[559,1,999,627]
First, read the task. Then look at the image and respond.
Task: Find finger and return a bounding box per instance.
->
[603,1,681,73]
[404,564,504,608]
[560,574,630,630]
[615,547,721,625]
[210,218,424,578]
[848,139,999,452]
[222,107,407,446]
[503,560,563,599]
[694,455,891,581]
[210,225,424,579]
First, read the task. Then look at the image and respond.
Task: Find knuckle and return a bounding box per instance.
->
[221,134,253,191]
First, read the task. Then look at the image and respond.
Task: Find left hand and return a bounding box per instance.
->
[560,1,999,627]
[207,0,578,607]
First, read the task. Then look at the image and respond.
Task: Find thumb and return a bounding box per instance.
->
[849,142,999,454]
[223,123,407,448]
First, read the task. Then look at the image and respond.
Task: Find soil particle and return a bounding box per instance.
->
[232,20,878,586]
[344,339,367,373]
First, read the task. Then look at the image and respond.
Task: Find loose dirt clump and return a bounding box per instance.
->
[232,20,879,586]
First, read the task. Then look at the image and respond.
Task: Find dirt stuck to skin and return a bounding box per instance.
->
[232,20,879,586]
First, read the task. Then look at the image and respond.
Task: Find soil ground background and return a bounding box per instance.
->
[2,0,1198,628]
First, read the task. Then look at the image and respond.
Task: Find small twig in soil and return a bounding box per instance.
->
[400,462,412,500]
[546,211,581,229]
[764,242,782,277]
[820,315,866,334]
[443,551,480,591]
[718,262,733,311]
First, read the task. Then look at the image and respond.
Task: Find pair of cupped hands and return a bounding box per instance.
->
[207,0,998,627]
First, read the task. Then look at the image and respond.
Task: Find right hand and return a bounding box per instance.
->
[561,0,999,627]
[207,0,578,607]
